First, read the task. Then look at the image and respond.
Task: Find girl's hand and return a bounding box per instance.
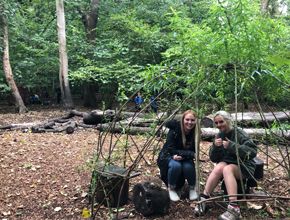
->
[214,135,222,147]
[173,154,184,161]
[223,137,230,149]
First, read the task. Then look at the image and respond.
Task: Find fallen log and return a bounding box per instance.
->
[202,111,290,127]
[232,111,290,124]
[201,128,290,141]
[82,110,147,125]
[96,123,157,135]
[37,121,76,133]
[78,120,97,128]
[114,117,158,127]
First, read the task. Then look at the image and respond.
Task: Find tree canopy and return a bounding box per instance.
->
[0,0,289,111]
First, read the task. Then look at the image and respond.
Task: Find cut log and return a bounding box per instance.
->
[132,179,169,216]
[231,111,290,125]
[201,116,214,128]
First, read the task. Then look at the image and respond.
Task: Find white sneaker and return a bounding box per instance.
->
[194,197,207,216]
[169,190,180,201]
[189,189,198,200]
[218,205,242,220]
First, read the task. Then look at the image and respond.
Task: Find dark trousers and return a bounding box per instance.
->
[57,94,61,103]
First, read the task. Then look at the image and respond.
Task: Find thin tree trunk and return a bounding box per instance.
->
[56,0,74,109]
[78,0,100,107]
[1,4,27,113]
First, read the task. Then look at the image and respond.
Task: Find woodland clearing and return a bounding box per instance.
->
[0,99,289,220]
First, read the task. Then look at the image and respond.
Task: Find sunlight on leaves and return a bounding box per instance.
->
[247,202,262,210]
[41,201,51,206]
[60,191,68,196]
[112,208,125,213]
[54,207,62,212]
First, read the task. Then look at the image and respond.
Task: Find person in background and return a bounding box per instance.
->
[150,96,158,113]
[56,84,61,104]
[157,110,200,202]
[134,92,142,110]
[43,89,49,100]
[194,110,257,220]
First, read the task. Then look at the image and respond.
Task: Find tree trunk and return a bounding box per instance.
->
[1,4,27,113]
[78,0,100,107]
[83,81,98,108]
[261,0,270,14]
[56,0,74,109]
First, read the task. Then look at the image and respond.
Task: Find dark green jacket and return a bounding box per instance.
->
[157,121,195,176]
[209,128,257,176]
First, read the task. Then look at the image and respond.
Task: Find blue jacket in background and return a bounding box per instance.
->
[135,96,142,105]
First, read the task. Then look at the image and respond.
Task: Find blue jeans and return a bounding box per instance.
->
[168,158,196,189]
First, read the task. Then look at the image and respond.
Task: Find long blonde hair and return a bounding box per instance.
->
[180,110,200,148]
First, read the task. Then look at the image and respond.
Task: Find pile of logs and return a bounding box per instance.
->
[0,109,289,140]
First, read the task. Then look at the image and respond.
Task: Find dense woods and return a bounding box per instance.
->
[1,0,290,219]
[0,0,289,113]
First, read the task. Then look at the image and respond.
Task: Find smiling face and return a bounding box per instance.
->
[183,113,196,134]
[214,115,231,133]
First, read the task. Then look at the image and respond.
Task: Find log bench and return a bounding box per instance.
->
[221,157,264,199]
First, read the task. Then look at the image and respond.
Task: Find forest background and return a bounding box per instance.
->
[1,0,290,113]
[1,0,290,219]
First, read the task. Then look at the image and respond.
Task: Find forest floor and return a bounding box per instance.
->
[0,97,290,219]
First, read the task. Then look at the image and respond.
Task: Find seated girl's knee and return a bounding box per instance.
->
[182,160,195,170]
[169,159,182,170]
[212,163,226,175]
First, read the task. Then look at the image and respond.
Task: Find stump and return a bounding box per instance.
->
[253,157,264,179]
[95,166,130,207]
[221,157,263,199]
[133,179,170,216]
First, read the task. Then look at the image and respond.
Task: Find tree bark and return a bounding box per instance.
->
[132,179,170,216]
[78,0,100,107]
[83,81,98,108]
[1,4,27,113]
[261,0,270,14]
[56,0,74,109]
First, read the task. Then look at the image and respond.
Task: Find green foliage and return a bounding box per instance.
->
[0,0,289,111]
[142,0,290,112]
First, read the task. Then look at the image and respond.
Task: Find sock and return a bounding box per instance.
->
[201,194,209,199]
[229,202,238,210]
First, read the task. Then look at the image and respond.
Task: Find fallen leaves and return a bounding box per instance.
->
[1,108,290,220]
[41,201,51,206]
[30,184,36,188]
[2,211,11,216]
